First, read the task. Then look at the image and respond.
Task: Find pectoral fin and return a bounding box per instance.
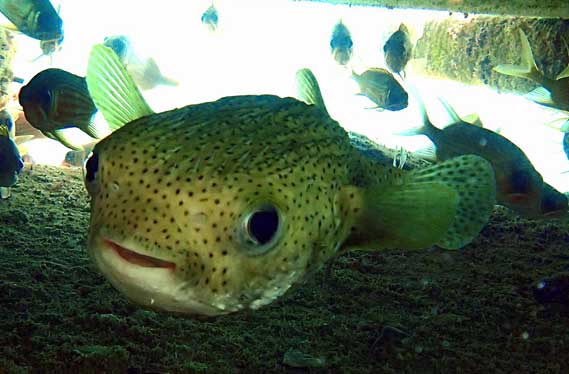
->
[346,155,496,251]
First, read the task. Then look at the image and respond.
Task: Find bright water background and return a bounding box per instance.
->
[5,0,568,192]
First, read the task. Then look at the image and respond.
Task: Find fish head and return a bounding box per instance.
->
[103,35,130,61]
[18,79,53,128]
[386,85,408,111]
[84,96,352,316]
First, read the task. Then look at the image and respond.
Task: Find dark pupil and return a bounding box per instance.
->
[248,208,279,245]
[85,153,99,182]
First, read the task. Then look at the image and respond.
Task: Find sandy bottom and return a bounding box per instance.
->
[1,165,568,373]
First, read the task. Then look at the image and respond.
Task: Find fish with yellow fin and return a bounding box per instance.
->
[103,35,178,90]
[494,29,569,112]
[352,68,408,111]
[18,68,100,150]
[400,90,565,218]
[383,23,413,77]
[83,45,495,316]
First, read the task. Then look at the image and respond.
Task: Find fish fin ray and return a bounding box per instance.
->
[353,180,458,250]
[409,155,496,249]
[437,97,462,124]
[525,87,555,106]
[493,30,541,82]
[86,44,154,131]
[295,68,330,116]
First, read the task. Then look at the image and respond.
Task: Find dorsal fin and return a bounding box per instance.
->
[295,68,330,117]
[86,44,154,131]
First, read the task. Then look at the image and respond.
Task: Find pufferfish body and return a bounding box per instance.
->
[84,45,496,316]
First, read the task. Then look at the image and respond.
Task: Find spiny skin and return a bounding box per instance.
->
[87,93,495,316]
[87,95,373,315]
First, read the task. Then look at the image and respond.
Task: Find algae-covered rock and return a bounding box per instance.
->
[414,17,569,95]
[0,29,16,107]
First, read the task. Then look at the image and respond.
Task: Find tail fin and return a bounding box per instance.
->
[396,82,437,138]
[295,68,329,116]
[493,30,542,83]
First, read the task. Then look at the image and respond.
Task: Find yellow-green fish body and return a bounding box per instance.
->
[83,45,496,316]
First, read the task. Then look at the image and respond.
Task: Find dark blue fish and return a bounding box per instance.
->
[0,110,23,199]
[330,20,353,66]
[0,0,62,41]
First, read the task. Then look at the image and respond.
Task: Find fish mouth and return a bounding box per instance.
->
[103,239,176,270]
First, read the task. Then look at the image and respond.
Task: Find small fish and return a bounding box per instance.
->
[0,111,23,199]
[330,20,353,66]
[82,45,495,316]
[494,29,569,112]
[18,68,100,150]
[352,68,408,111]
[564,132,569,161]
[401,92,550,218]
[0,0,62,41]
[103,35,178,90]
[0,0,63,60]
[383,23,413,77]
[201,3,218,32]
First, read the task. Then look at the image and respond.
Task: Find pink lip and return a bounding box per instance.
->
[104,240,176,270]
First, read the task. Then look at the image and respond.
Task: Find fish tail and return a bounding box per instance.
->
[295,68,329,116]
[493,30,543,83]
[396,83,438,138]
[86,45,154,131]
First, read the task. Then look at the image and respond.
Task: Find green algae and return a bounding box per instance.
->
[1,165,569,372]
[414,17,569,95]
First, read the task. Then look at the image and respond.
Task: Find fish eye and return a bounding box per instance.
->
[84,151,99,183]
[240,203,282,255]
